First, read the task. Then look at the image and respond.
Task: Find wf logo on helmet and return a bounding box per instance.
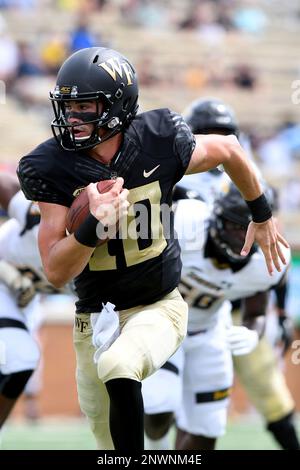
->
[99,58,134,86]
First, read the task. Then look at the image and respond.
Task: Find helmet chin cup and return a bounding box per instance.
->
[74,134,92,142]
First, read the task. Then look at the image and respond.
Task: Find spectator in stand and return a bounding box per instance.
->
[41,34,68,76]
[70,17,97,53]
[17,42,43,78]
[232,64,257,90]
[0,15,19,90]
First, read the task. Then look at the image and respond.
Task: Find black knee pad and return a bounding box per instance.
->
[0,370,34,399]
[145,412,174,439]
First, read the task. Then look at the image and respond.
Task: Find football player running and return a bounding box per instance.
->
[0,173,41,430]
[180,98,299,450]
[17,47,288,451]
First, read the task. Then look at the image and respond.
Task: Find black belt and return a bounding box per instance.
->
[196,387,232,404]
[187,329,207,336]
[161,361,179,375]
[0,318,27,330]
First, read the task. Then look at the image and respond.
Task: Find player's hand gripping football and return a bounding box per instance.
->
[86,177,130,227]
[241,217,289,275]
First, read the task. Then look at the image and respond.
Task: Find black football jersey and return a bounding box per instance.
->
[17,108,196,312]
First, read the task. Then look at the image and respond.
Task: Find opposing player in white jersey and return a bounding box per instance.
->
[174,98,259,207]
[143,184,291,450]
[179,98,299,450]
[143,98,299,451]
[0,172,59,429]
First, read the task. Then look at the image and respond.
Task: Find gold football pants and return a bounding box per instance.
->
[233,337,294,423]
[73,288,188,449]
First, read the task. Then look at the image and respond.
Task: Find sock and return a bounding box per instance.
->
[105,378,144,452]
[146,433,171,450]
[267,413,300,450]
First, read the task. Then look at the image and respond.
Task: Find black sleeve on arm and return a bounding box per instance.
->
[242,291,269,337]
[17,157,70,207]
[242,291,269,319]
[274,281,287,310]
[170,111,196,181]
[273,272,288,310]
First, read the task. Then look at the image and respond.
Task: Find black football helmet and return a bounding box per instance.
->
[50,47,139,151]
[210,184,254,263]
[209,183,275,262]
[184,98,239,137]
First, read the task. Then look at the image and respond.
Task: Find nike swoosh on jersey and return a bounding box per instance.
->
[143,164,160,178]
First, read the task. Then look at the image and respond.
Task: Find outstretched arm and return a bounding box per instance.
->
[186,135,259,194]
[186,134,289,274]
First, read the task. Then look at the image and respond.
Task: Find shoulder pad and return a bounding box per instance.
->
[17,156,67,205]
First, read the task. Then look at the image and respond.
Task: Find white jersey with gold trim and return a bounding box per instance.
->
[0,190,41,270]
[175,199,290,332]
[178,170,230,207]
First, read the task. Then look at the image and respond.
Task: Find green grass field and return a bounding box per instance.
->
[2,415,300,450]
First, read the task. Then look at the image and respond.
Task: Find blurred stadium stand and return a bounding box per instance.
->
[1,0,300,244]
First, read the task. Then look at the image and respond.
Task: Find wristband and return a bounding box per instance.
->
[245,193,272,223]
[74,213,101,247]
